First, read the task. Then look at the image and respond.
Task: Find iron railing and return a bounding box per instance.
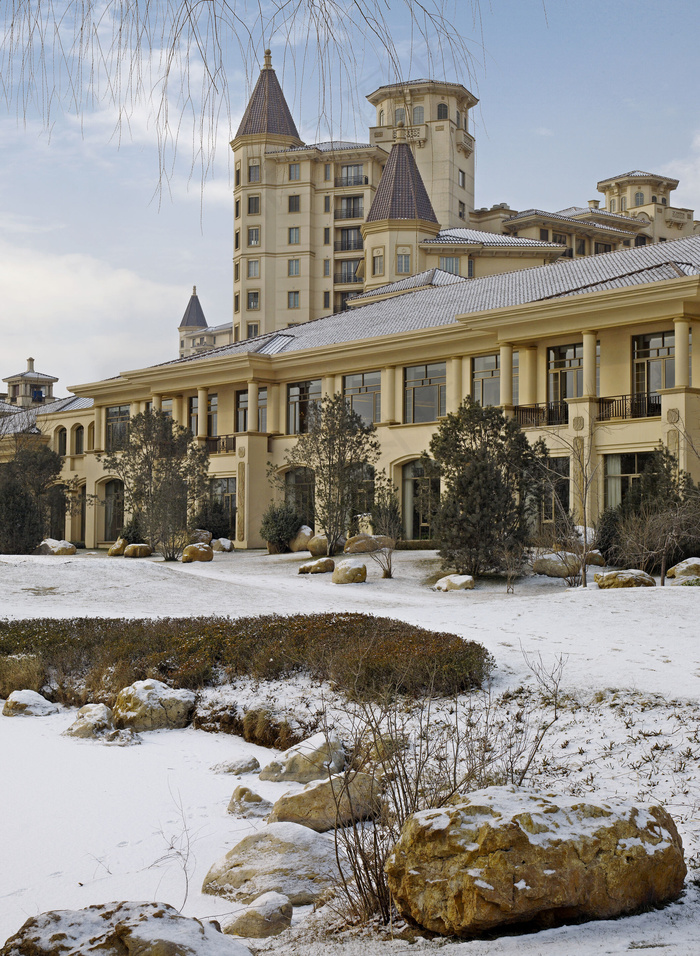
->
[335,175,368,187]
[515,402,568,427]
[206,435,236,454]
[596,394,662,421]
[334,238,364,251]
[334,207,364,220]
[333,272,363,284]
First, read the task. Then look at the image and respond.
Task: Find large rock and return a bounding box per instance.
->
[182,543,214,563]
[434,574,475,592]
[595,569,656,589]
[38,538,76,556]
[332,559,367,584]
[269,771,381,832]
[532,551,581,578]
[222,892,292,938]
[343,533,395,554]
[107,537,127,556]
[289,525,314,553]
[63,703,114,739]
[586,549,606,567]
[190,529,214,545]
[113,678,196,731]
[259,731,346,783]
[211,537,233,552]
[212,756,261,775]
[0,900,251,956]
[385,786,686,937]
[298,557,335,575]
[2,690,58,717]
[123,543,152,558]
[228,785,272,819]
[202,822,342,905]
[667,557,700,578]
[307,534,330,557]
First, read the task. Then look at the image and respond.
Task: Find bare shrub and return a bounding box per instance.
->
[0,653,45,698]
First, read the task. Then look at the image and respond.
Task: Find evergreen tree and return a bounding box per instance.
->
[0,471,44,554]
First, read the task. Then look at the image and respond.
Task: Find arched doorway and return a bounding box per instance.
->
[402,460,440,540]
[103,479,124,541]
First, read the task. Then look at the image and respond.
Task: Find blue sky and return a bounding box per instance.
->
[1,0,699,391]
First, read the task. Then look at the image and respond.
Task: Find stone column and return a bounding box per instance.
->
[519,347,537,405]
[94,406,104,450]
[381,366,396,422]
[171,396,183,425]
[151,394,162,411]
[129,401,140,419]
[582,330,597,397]
[197,387,208,439]
[499,343,513,407]
[268,384,281,433]
[334,374,344,395]
[674,317,691,389]
[322,376,335,400]
[248,381,259,432]
[447,356,462,413]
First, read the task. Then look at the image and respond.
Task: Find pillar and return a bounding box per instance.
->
[268,384,281,433]
[582,330,597,397]
[334,374,344,395]
[447,356,463,413]
[675,317,691,389]
[197,387,208,439]
[129,401,140,419]
[248,381,259,432]
[499,344,513,407]
[519,347,537,405]
[381,366,396,422]
[171,396,183,425]
[322,375,335,399]
[94,406,104,450]
[151,394,162,411]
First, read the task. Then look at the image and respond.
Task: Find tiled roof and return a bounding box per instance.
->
[179,288,208,329]
[2,369,58,383]
[423,228,563,248]
[504,208,636,235]
[0,400,17,415]
[235,58,300,140]
[366,141,437,223]
[600,170,670,181]
[540,261,700,299]
[348,268,466,302]
[267,141,371,154]
[41,395,94,414]
[555,206,644,224]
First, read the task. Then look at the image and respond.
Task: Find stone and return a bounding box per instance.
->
[223,892,292,939]
[332,558,367,584]
[434,574,475,591]
[123,543,152,558]
[228,785,272,818]
[259,731,346,783]
[2,690,58,717]
[63,703,114,739]
[0,900,251,956]
[344,533,395,553]
[182,543,214,563]
[586,549,606,567]
[211,537,233,552]
[667,556,700,578]
[289,525,314,552]
[532,551,581,578]
[298,557,335,574]
[212,756,261,775]
[113,678,196,731]
[37,538,76,556]
[385,786,686,938]
[107,537,127,556]
[595,569,656,589]
[307,534,330,557]
[269,771,381,832]
[202,822,343,905]
[190,529,214,545]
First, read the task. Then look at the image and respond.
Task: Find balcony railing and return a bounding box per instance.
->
[334,207,364,220]
[206,435,236,454]
[515,402,569,427]
[334,238,364,251]
[335,175,368,187]
[596,394,662,422]
[333,272,363,284]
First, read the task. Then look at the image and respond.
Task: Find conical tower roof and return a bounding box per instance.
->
[235,51,301,140]
[366,132,438,223]
[179,286,208,329]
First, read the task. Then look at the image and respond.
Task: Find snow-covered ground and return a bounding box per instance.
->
[1,550,700,954]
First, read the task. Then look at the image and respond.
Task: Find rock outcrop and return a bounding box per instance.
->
[63,703,114,739]
[259,732,346,783]
[113,678,195,731]
[434,574,475,591]
[385,786,686,937]
[182,543,214,563]
[123,543,152,558]
[667,557,700,578]
[38,538,76,556]
[222,892,292,938]
[332,559,367,584]
[268,772,381,832]
[298,558,335,574]
[595,569,656,589]
[289,525,314,552]
[2,690,58,717]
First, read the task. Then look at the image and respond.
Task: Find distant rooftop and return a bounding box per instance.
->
[3,357,58,384]
[366,137,437,223]
[597,169,680,187]
[179,287,208,330]
[234,51,301,141]
[423,227,564,248]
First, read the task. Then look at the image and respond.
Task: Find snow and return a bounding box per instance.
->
[3,689,58,716]
[1,549,700,954]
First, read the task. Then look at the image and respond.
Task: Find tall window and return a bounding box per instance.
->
[106,405,130,451]
[634,191,645,206]
[247,227,260,246]
[285,468,315,527]
[472,355,500,406]
[395,107,405,125]
[288,163,300,181]
[235,199,240,218]
[288,291,300,309]
[439,256,460,275]
[235,390,248,432]
[188,397,198,435]
[340,227,362,250]
[323,259,330,276]
[248,163,260,182]
[247,291,260,310]
[458,201,466,220]
[288,194,300,213]
[324,227,331,244]
[339,259,361,282]
[74,425,84,455]
[161,399,173,418]
[340,164,363,186]
[323,291,331,309]
[258,388,268,432]
[620,197,627,211]
[324,163,331,180]
[207,394,218,437]
[378,109,384,126]
[56,427,67,456]
[248,196,260,214]
[288,227,300,244]
[324,195,331,212]
[605,452,655,510]
[344,371,381,424]
[403,460,439,540]
[548,344,583,403]
[287,380,322,434]
[609,199,616,212]
[247,259,259,278]
[412,105,424,125]
[404,363,446,423]
[247,323,259,338]
[542,457,570,524]
[437,103,448,119]
[458,169,465,188]
[372,252,384,276]
[397,253,411,274]
[633,332,675,411]
[340,196,363,218]
[210,477,236,537]
[103,479,124,540]
[288,258,300,276]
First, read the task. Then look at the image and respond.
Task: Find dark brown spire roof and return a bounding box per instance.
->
[179,286,208,329]
[366,138,438,223]
[235,51,301,140]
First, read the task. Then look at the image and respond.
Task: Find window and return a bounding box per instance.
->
[542,457,570,524]
[339,258,361,282]
[248,163,260,183]
[210,477,236,537]
[247,227,260,246]
[605,452,655,509]
[235,199,240,218]
[594,242,612,254]
[74,425,84,455]
[207,394,218,438]
[403,460,439,540]
[247,323,259,339]
[458,169,465,189]
[633,331,675,410]
[552,232,568,246]
[404,363,446,423]
[288,291,300,309]
[412,105,424,125]
[247,259,259,278]
[372,252,384,276]
[323,259,331,277]
[288,194,300,213]
[662,197,667,205]
[288,227,300,244]
[339,196,363,218]
[161,398,173,419]
[285,467,315,527]
[323,291,331,309]
[395,107,405,125]
[437,103,448,120]
[235,167,240,186]
[458,201,466,220]
[609,199,615,212]
[397,253,411,274]
[576,237,586,256]
[234,293,240,313]
[539,228,549,241]
[467,257,474,278]
[324,227,331,244]
[548,343,583,403]
[235,390,248,432]
[106,405,130,451]
[288,258,300,276]
[378,109,384,126]
[620,197,627,211]
[340,164,364,187]
[258,388,267,432]
[635,235,647,247]
[439,256,460,275]
[634,191,645,206]
[288,162,300,181]
[456,109,461,127]
[287,380,322,434]
[247,291,260,310]
[324,163,331,180]
[324,195,331,212]
[234,262,240,281]
[340,227,362,251]
[344,370,381,424]
[235,230,240,250]
[652,195,658,204]
[248,195,260,214]
[56,427,67,456]
[103,478,124,541]
[472,354,500,406]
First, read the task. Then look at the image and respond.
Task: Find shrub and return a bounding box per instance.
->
[595,508,622,565]
[120,513,147,545]
[192,498,231,539]
[0,473,44,554]
[0,653,45,698]
[259,503,303,552]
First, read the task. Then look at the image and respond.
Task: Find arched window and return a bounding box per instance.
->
[87,422,95,451]
[662,197,667,205]
[103,479,124,541]
[74,425,84,455]
[394,107,405,126]
[609,199,616,212]
[620,197,627,211]
[285,467,315,529]
[651,195,657,204]
[634,191,645,206]
[437,103,448,120]
[412,105,424,125]
[402,460,439,541]
[56,427,67,457]
[378,109,384,126]
[456,109,461,127]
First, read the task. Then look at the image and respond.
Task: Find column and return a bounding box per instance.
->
[582,330,597,397]
[519,347,537,406]
[322,376,335,400]
[334,374,344,395]
[674,317,690,389]
[447,356,462,413]
[499,343,513,407]
[94,406,104,450]
[129,401,140,419]
[171,396,183,425]
[248,381,259,432]
[461,356,471,399]
[381,366,396,422]
[197,387,208,439]
[151,393,162,411]
[268,384,281,433]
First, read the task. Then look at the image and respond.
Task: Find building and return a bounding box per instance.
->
[2,358,59,408]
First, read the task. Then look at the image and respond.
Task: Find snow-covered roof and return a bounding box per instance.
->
[348,268,467,302]
[503,209,636,235]
[41,396,94,414]
[423,228,564,248]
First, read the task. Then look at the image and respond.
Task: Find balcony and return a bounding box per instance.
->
[515,402,568,427]
[334,272,363,284]
[459,131,475,156]
[334,238,364,252]
[335,174,368,187]
[206,435,236,454]
[334,208,364,220]
[596,394,662,422]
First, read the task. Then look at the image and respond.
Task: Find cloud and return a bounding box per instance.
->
[660,131,700,214]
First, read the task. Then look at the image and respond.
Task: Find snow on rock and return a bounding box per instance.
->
[123,543,152,558]
[667,557,700,578]
[2,690,58,717]
[298,558,335,574]
[434,574,475,591]
[112,678,195,731]
[331,559,367,584]
[202,822,343,905]
[62,702,114,739]
[182,543,214,563]
[268,771,381,832]
[228,785,272,818]
[222,891,292,938]
[385,786,686,937]
[259,732,346,783]
[289,526,314,553]
[532,552,581,578]
[37,538,76,556]
[211,538,233,552]
[595,569,655,589]
[0,900,251,956]
[212,756,261,775]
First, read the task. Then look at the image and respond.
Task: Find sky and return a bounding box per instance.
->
[1,0,700,393]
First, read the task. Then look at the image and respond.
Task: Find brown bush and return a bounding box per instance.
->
[0,654,45,699]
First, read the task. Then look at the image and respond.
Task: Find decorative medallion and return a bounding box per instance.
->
[238,446,246,457]
[573,416,585,432]
[667,408,680,424]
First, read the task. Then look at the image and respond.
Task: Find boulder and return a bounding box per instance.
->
[228,785,272,818]
[123,543,152,558]
[223,892,292,939]
[211,537,233,552]
[259,731,346,783]
[385,786,686,937]
[190,529,214,545]
[3,690,58,717]
[434,574,475,592]
[63,703,114,739]
[307,534,330,557]
[298,558,335,575]
[332,559,367,585]
[182,543,214,563]
[269,771,381,832]
[532,551,581,578]
[113,678,196,731]
[1,900,251,956]
[212,756,261,775]
[344,533,395,553]
[595,569,656,589]
[107,537,127,556]
[289,525,314,553]
[202,822,343,905]
[38,538,76,556]
[667,557,700,578]
[586,549,606,567]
